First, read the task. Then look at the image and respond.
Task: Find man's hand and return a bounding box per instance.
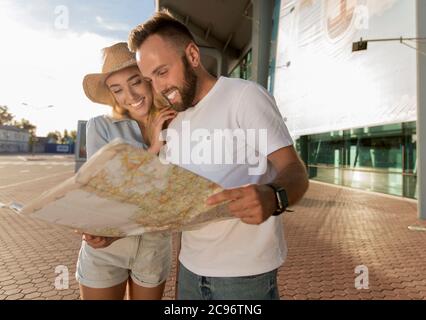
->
[82,233,122,249]
[206,146,309,225]
[206,184,277,225]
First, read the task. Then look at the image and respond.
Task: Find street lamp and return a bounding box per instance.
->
[21,102,55,110]
[352,37,426,53]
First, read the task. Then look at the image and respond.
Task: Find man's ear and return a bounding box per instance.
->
[185,42,201,68]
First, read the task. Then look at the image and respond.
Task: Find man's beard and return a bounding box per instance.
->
[164,56,197,112]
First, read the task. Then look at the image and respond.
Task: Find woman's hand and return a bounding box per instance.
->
[147,107,177,155]
[82,233,122,249]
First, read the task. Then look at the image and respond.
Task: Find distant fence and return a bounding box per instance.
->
[45,143,75,154]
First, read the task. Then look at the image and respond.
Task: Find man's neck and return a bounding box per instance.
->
[192,72,218,106]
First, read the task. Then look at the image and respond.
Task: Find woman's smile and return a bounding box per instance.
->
[130,97,145,110]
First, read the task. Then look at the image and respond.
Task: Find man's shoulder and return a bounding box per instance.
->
[220,76,252,89]
[219,77,268,97]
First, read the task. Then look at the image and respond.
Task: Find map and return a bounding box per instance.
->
[20,139,232,236]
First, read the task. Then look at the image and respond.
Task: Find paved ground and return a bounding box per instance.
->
[0,154,425,300]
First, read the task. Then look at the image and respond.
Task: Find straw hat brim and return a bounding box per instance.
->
[82,60,138,106]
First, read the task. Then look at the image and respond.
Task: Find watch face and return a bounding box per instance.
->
[277,188,289,208]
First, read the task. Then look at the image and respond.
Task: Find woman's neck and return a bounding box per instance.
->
[134,115,149,127]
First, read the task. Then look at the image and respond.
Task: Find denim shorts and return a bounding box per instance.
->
[177,263,280,300]
[76,232,172,289]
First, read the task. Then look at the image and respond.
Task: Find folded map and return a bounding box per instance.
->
[20,139,232,236]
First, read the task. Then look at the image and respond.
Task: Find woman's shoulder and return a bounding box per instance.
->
[88,114,125,131]
[86,115,117,138]
[89,114,135,126]
[88,114,141,137]
[88,114,114,126]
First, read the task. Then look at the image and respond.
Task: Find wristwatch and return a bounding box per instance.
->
[266,183,289,216]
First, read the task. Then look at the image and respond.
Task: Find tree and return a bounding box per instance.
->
[47,131,62,144]
[0,105,14,125]
[14,118,37,137]
[70,130,77,142]
[61,129,70,144]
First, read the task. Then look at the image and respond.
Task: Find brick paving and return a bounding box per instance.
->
[278,182,426,300]
[0,155,425,300]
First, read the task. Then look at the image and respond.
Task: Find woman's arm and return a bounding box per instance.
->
[86,117,109,159]
[82,117,122,248]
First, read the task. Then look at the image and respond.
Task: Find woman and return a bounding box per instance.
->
[76,42,177,300]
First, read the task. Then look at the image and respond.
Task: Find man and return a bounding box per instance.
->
[124,11,309,300]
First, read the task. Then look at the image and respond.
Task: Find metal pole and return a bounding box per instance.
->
[416,0,426,220]
[251,0,274,88]
[357,37,426,43]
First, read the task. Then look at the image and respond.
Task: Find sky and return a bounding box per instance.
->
[0,0,156,136]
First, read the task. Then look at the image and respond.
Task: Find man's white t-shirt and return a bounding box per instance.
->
[165,76,293,277]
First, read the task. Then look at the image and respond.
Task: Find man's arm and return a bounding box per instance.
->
[267,145,309,206]
[206,145,309,225]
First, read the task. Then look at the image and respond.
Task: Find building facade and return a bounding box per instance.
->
[0,125,30,153]
[272,0,418,200]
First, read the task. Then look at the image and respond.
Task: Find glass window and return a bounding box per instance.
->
[296,121,417,199]
[229,50,252,80]
[230,65,241,79]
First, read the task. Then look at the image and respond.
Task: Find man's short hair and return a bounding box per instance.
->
[128,10,195,53]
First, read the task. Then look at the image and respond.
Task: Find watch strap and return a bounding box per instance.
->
[266,183,289,216]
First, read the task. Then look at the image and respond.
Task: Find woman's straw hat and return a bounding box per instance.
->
[83,42,137,106]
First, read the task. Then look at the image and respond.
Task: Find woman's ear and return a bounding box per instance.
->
[185,42,201,68]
